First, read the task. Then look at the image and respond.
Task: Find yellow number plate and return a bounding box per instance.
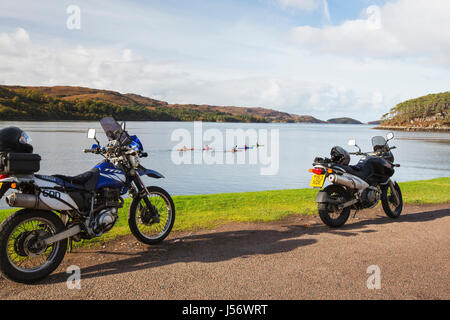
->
[0,183,2,189]
[310,174,326,188]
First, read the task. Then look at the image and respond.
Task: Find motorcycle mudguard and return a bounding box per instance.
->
[315,191,329,203]
[138,168,165,179]
[315,185,349,204]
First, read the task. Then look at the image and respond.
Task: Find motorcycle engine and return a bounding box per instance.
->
[92,188,122,234]
[94,188,123,209]
[360,187,381,209]
[93,208,118,234]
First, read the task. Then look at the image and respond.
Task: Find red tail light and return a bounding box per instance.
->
[0,174,10,180]
[308,168,324,175]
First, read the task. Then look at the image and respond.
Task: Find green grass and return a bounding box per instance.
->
[400,177,450,203]
[0,178,449,247]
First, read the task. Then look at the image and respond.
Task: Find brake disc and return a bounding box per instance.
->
[139,204,160,225]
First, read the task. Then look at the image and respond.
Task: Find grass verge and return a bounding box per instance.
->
[0,177,449,248]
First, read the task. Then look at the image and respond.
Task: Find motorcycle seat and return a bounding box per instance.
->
[53,169,99,191]
[340,164,371,180]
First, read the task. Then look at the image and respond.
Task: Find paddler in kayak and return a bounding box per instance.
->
[177,146,193,151]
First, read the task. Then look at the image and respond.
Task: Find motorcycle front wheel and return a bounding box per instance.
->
[0,209,67,284]
[318,185,351,228]
[381,182,403,218]
[128,186,175,245]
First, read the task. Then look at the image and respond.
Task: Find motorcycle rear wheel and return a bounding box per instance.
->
[0,209,67,284]
[318,185,351,228]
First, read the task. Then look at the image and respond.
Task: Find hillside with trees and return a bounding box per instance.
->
[0,85,324,123]
[379,92,449,131]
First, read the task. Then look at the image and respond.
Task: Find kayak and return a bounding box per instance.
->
[176,148,194,151]
[238,147,253,150]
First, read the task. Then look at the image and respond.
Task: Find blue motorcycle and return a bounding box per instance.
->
[0,117,175,283]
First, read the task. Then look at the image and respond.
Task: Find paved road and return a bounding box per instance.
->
[0,203,449,300]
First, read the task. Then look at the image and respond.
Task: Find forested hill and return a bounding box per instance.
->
[0,85,324,123]
[379,92,449,131]
[327,117,362,124]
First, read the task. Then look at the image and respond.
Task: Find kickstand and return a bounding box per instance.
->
[68,237,73,253]
[353,210,359,219]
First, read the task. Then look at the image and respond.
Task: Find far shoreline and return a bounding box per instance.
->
[375,125,450,133]
[3,119,450,133]
[0,119,376,126]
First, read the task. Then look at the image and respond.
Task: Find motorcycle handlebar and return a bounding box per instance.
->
[85,144,147,159]
[84,148,103,154]
[349,151,368,156]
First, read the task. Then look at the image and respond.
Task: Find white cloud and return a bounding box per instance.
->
[291,0,450,65]
[0,28,31,56]
[0,28,378,120]
[322,0,331,24]
[0,28,190,98]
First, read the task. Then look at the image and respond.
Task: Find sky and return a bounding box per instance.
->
[0,0,449,122]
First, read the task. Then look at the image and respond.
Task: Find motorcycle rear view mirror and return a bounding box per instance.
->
[386,132,394,141]
[348,139,361,153]
[87,129,96,139]
[87,128,101,146]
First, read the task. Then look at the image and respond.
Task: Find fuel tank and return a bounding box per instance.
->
[355,156,395,184]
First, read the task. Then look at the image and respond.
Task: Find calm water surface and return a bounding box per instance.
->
[1,121,449,208]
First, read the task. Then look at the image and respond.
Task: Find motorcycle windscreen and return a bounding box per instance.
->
[372,136,386,148]
[100,117,131,144]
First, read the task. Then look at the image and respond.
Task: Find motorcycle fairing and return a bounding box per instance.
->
[94,160,129,191]
[138,168,164,179]
[332,156,394,185]
[33,175,80,210]
[129,135,143,152]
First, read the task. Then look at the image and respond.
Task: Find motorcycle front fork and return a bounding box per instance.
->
[131,173,159,222]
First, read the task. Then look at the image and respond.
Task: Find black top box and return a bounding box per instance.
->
[0,153,41,175]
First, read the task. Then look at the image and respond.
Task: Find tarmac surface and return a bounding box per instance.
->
[0,203,449,300]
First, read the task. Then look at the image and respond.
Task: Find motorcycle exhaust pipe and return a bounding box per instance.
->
[329,174,369,191]
[6,193,53,211]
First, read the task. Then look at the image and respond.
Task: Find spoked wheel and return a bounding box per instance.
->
[128,186,175,245]
[318,185,352,228]
[0,210,67,283]
[381,182,403,218]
